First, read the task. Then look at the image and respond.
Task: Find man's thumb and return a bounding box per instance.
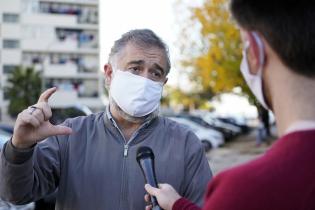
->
[145,184,159,196]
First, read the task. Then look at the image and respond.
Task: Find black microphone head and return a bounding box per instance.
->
[136,146,154,163]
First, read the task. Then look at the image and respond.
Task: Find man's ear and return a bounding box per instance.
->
[163,77,168,85]
[242,30,264,75]
[104,64,114,87]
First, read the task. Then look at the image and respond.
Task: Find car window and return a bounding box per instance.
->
[50,107,87,125]
[0,130,11,149]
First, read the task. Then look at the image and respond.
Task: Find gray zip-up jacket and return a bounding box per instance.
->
[0,111,212,210]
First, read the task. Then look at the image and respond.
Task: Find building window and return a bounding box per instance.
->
[3,65,18,74]
[22,0,39,14]
[3,40,20,49]
[2,13,19,23]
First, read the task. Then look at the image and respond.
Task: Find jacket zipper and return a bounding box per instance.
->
[124,144,129,157]
[112,121,141,209]
[119,151,127,210]
[119,142,132,210]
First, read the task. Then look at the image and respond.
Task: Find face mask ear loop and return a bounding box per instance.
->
[252,31,271,109]
[252,32,265,77]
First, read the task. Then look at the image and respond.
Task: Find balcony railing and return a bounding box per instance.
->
[39,2,98,24]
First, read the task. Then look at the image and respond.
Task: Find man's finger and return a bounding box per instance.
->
[31,107,45,123]
[21,113,41,128]
[47,125,73,136]
[38,87,57,103]
[36,102,52,121]
[145,184,159,196]
[145,205,152,210]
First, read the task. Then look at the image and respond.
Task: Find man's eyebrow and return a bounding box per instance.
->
[126,60,145,66]
[126,60,166,75]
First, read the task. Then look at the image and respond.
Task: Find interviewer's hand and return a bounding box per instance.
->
[12,87,72,149]
[144,183,181,210]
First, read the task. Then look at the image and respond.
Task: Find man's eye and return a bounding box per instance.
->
[130,67,140,72]
[152,71,162,78]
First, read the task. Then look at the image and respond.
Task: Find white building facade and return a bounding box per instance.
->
[0,0,104,123]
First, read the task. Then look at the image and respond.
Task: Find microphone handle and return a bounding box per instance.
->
[146,174,161,210]
[150,194,161,210]
[140,158,162,210]
[152,205,162,210]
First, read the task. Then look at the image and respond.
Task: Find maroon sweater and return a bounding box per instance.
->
[173,130,315,210]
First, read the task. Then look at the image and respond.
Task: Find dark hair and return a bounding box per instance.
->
[231,0,315,77]
[109,29,171,73]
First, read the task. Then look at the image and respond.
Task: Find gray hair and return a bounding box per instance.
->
[108,29,171,74]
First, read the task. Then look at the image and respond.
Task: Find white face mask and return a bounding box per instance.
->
[240,32,270,110]
[110,70,164,117]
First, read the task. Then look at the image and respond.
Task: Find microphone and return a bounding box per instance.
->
[136,146,162,210]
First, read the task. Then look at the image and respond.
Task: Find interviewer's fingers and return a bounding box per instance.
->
[145,184,160,196]
[145,205,152,210]
[145,183,181,210]
[144,194,150,202]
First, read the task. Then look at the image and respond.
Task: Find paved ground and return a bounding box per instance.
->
[207,128,277,175]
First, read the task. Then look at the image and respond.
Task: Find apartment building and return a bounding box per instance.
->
[0,0,104,123]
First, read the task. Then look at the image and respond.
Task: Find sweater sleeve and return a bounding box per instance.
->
[0,121,71,205]
[3,139,35,164]
[181,131,212,207]
[173,198,202,210]
[0,136,65,204]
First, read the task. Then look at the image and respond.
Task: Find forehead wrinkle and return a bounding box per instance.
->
[120,44,167,69]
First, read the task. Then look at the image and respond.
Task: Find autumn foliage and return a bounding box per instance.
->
[171,0,255,109]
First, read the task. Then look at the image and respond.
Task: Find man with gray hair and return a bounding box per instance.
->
[0,29,212,210]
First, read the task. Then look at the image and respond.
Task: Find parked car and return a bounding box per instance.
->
[175,114,236,141]
[169,117,224,151]
[217,117,251,134]
[0,129,11,149]
[201,114,242,136]
[0,124,14,134]
[50,104,92,125]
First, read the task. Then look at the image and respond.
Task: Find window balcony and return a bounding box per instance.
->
[44,63,78,77]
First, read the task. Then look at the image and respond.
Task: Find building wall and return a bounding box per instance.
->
[0,0,104,124]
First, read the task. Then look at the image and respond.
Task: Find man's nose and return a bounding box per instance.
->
[138,69,150,79]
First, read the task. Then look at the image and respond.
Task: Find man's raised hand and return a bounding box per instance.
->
[12,87,72,149]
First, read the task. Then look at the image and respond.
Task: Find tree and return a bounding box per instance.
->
[162,86,214,111]
[175,0,256,105]
[5,66,41,117]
